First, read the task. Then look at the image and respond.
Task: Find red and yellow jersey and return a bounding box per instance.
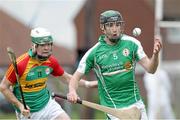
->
[5,49,64,112]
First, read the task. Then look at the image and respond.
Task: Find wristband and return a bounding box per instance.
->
[85,81,90,88]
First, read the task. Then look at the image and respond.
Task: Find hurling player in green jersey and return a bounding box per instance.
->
[67,10,162,120]
[0,27,97,120]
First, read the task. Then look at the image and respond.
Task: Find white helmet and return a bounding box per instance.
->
[31,27,53,45]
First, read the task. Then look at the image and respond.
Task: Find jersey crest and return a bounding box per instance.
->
[122,48,130,56]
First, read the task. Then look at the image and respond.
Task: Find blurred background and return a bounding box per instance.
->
[0,0,180,119]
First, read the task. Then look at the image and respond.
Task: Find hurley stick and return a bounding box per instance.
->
[52,93,141,119]
[7,47,28,110]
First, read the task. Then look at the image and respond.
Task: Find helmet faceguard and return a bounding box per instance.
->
[100,10,125,43]
[31,36,53,45]
[30,27,53,61]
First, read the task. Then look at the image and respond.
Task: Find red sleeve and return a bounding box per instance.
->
[5,64,17,84]
[5,53,29,84]
[49,56,64,76]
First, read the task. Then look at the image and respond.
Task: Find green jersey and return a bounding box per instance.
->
[77,34,146,108]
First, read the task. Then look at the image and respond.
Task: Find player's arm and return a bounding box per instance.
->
[0,76,29,116]
[138,37,162,73]
[58,71,97,88]
[0,76,22,108]
[51,56,97,88]
[67,70,83,103]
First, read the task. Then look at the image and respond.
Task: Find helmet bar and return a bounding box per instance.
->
[100,10,124,24]
[101,16,123,24]
[32,36,53,45]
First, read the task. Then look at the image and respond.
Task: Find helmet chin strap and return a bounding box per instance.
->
[37,54,51,61]
[106,34,121,44]
[109,38,120,43]
[107,30,124,44]
[37,49,52,61]
[32,52,51,61]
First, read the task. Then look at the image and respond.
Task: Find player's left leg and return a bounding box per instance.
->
[45,98,70,120]
[29,98,70,119]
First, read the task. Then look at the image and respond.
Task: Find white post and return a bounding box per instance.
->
[155,0,163,66]
[155,0,163,35]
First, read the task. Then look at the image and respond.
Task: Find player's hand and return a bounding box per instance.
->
[153,36,162,55]
[67,90,79,104]
[19,104,30,118]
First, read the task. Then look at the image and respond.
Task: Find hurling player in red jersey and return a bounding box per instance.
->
[0,27,97,120]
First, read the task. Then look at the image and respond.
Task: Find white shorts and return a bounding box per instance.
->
[107,100,148,120]
[16,98,66,120]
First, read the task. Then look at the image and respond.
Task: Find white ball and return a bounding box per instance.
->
[132,27,141,36]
